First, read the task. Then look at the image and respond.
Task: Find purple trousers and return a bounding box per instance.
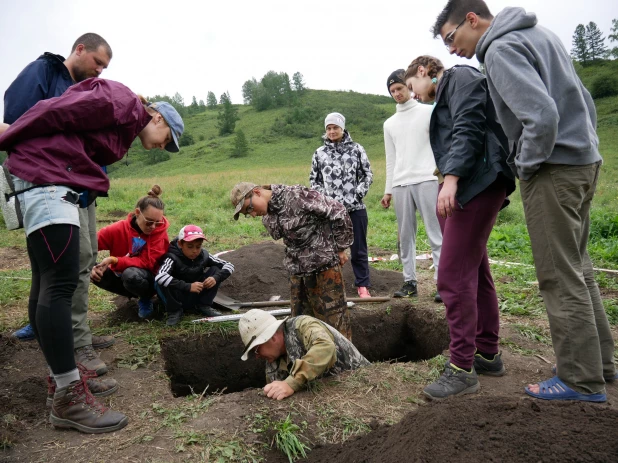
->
[437,179,506,370]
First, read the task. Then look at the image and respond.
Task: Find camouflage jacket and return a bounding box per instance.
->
[265,316,370,392]
[262,184,353,276]
[309,131,373,212]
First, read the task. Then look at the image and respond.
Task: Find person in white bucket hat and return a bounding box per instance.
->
[239,309,369,400]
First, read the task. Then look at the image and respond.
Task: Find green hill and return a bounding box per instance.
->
[107,89,394,178]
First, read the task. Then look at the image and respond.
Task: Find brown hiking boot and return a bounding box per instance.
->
[92,335,115,350]
[75,344,108,376]
[50,377,128,434]
[46,364,119,406]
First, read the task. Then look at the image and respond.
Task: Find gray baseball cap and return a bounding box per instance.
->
[149,101,184,152]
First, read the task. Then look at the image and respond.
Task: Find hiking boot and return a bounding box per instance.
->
[46,364,119,406]
[423,362,480,400]
[357,287,371,298]
[393,281,417,298]
[474,351,506,377]
[197,306,222,317]
[166,311,183,326]
[50,377,128,434]
[92,335,115,350]
[434,291,443,303]
[12,324,36,341]
[75,345,108,376]
[137,299,154,318]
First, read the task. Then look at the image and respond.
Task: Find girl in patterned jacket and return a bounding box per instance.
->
[309,113,374,298]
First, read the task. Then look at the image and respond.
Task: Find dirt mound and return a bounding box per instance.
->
[304,396,618,463]
[218,241,403,301]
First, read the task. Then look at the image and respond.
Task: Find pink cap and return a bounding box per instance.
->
[178,225,205,242]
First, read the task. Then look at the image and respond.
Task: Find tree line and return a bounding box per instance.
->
[571,19,618,64]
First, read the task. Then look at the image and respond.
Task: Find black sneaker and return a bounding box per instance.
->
[473,351,506,377]
[423,362,480,400]
[197,306,222,317]
[393,281,418,298]
[166,311,183,326]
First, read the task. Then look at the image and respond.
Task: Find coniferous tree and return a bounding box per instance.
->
[292,72,306,94]
[609,18,618,59]
[571,24,589,64]
[206,91,217,109]
[217,92,239,135]
[231,129,249,158]
[586,22,608,61]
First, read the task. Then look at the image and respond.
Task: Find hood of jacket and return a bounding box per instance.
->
[476,7,537,62]
[39,52,72,81]
[322,130,354,150]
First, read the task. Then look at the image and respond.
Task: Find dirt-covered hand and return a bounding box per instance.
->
[263,381,294,400]
[90,263,108,282]
[381,194,392,209]
[338,251,348,266]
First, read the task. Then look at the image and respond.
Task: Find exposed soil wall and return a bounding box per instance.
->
[160,305,449,397]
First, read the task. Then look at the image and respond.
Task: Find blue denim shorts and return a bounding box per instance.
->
[12,176,80,236]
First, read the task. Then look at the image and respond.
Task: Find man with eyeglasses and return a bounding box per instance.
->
[230,182,355,340]
[433,0,615,402]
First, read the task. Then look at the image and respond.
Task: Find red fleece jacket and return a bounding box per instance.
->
[97,213,170,274]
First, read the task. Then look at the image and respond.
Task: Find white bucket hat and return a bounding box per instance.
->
[239,309,287,361]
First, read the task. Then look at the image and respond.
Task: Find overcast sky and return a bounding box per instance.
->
[0,0,616,120]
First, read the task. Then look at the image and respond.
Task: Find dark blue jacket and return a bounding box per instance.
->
[429,65,515,208]
[3,53,73,124]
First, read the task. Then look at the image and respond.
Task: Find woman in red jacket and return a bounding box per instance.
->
[91,185,170,319]
[0,78,183,435]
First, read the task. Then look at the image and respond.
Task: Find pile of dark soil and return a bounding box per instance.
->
[218,242,403,301]
[304,396,618,463]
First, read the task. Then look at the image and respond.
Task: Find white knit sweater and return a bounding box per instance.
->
[383,98,437,194]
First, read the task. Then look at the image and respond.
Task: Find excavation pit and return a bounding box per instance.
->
[160,305,449,397]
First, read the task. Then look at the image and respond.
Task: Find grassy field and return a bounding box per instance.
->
[1,78,618,462]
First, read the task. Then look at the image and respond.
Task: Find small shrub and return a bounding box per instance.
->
[179,132,195,147]
[590,73,618,99]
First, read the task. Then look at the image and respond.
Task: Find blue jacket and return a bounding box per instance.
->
[3,53,73,124]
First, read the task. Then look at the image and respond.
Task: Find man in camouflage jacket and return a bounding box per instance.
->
[239,309,370,400]
[231,182,354,339]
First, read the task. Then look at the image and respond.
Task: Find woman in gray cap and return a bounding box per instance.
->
[0,77,183,435]
[309,112,374,298]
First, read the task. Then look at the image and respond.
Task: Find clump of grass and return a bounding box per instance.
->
[512,323,551,344]
[272,414,310,463]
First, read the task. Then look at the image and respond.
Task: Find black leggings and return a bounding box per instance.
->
[27,224,79,375]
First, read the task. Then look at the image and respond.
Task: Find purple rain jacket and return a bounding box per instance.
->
[0,78,151,194]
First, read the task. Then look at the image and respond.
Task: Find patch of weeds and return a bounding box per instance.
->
[272,414,310,463]
[603,299,618,325]
[405,396,424,405]
[198,438,262,462]
[501,339,540,356]
[512,323,551,344]
[305,379,324,395]
[118,343,161,370]
[0,437,13,451]
[385,306,392,315]
[152,391,216,430]
[392,365,426,384]
[340,416,371,441]
[596,272,618,291]
[422,354,448,381]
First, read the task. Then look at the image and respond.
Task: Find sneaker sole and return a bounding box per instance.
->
[475,367,506,377]
[46,384,120,407]
[49,413,129,434]
[92,340,115,350]
[423,382,480,401]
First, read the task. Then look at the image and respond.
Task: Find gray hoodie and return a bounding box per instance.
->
[476,7,601,180]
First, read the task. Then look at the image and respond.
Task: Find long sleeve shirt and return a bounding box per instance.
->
[383,98,437,194]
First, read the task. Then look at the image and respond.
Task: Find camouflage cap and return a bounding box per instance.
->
[230,182,257,220]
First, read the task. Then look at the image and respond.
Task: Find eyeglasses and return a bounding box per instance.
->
[142,216,165,227]
[444,16,470,49]
[244,196,254,218]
